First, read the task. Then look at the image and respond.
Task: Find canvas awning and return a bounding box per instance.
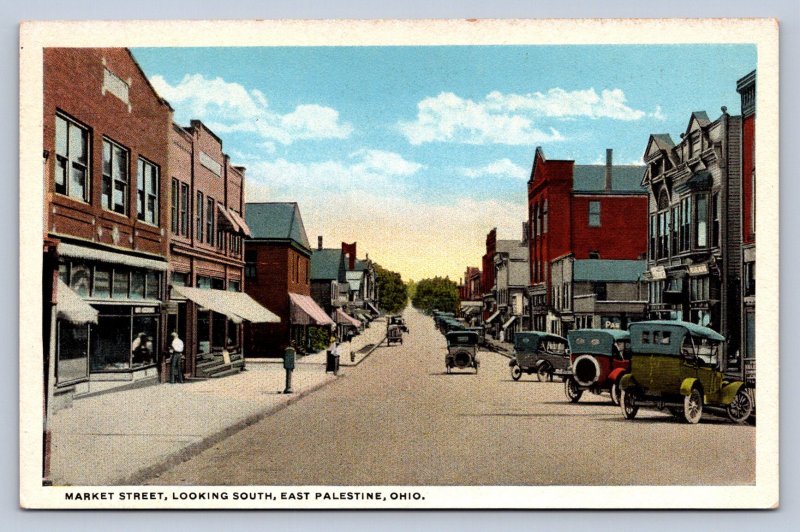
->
[227,209,252,238]
[486,310,501,323]
[289,293,334,326]
[56,279,98,324]
[59,242,167,271]
[171,286,280,324]
[502,316,517,330]
[216,204,240,233]
[336,309,361,328]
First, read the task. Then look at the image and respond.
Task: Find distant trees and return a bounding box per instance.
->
[412,276,459,314]
[375,264,408,314]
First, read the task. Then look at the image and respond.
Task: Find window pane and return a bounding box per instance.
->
[212,312,226,348]
[57,321,89,383]
[70,263,91,297]
[113,269,129,298]
[227,320,239,346]
[171,272,188,287]
[55,157,67,192]
[91,315,131,371]
[146,272,160,300]
[137,160,145,192]
[115,146,127,182]
[69,123,87,165]
[147,195,156,224]
[196,276,212,289]
[70,164,86,201]
[55,116,68,156]
[102,175,112,209]
[130,271,145,299]
[103,141,112,176]
[228,280,240,292]
[696,195,708,247]
[113,181,126,213]
[93,268,111,298]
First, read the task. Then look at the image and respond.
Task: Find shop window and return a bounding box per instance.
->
[227,320,239,347]
[91,314,131,371]
[93,267,111,298]
[146,271,160,300]
[57,321,89,384]
[113,269,129,298]
[103,139,129,215]
[131,315,158,367]
[70,263,91,297]
[196,191,204,242]
[130,271,145,299]
[588,201,601,227]
[137,158,160,225]
[55,114,90,202]
[212,312,226,348]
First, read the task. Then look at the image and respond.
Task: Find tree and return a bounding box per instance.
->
[412,276,459,314]
[375,264,408,314]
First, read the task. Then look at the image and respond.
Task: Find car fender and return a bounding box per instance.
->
[680,378,701,397]
[535,359,549,370]
[719,380,746,405]
[607,367,628,385]
[509,358,518,367]
[619,373,636,390]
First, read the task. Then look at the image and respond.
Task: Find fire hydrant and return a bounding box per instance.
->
[283,345,296,394]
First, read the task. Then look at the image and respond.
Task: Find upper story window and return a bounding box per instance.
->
[245,250,257,279]
[711,192,720,248]
[588,201,601,227]
[532,204,539,237]
[680,196,692,252]
[542,199,548,233]
[55,114,90,202]
[137,158,160,225]
[206,197,215,245]
[180,183,190,236]
[171,178,179,233]
[102,139,128,215]
[196,191,204,242]
[695,194,708,248]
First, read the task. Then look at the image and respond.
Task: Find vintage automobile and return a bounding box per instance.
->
[509,331,571,382]
[619,320,753,424]
[386,315,405,346]
[445,331,480,374]
[465,326,486,347]
[388,314,409,333]
[564,329,631,404]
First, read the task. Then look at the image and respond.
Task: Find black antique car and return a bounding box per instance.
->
[445,331,480,374]
[509,331,571,382]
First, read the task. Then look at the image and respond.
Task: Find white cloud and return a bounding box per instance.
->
[650,105,667,121]
[461,158,529,180]
[399,88,659,145]
[150,74,353,145]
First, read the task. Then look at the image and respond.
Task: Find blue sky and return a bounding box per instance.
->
[132,45,756,281]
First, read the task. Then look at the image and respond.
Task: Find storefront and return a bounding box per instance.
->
[289,292,335,349]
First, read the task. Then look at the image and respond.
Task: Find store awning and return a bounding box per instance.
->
[172,286,280,324]
[289,293,334,326]
[59,242,167,271]
[502,316,517,330]
[366,301,380,315]
[336,309,361,328]
[486,310,501,323]
[227,209,252,238]
[56,279,98,324]
[217,204,240,233]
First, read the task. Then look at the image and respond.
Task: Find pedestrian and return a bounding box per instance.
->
[169,331,185,384]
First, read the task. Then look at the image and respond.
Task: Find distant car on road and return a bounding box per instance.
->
[619,320,753,424]
[509,331,570,382]
[445,331,480,374]
[564,329,631,405]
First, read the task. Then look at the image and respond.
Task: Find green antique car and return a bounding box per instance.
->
[509,331,571,382]
[619,320,753,424]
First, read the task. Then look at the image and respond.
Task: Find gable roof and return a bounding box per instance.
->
[573,260,647,282]
[353,259,370,272]
[686,111,711,134]
[310,248,344,280]
[573,165,646,192]
[245,202,311,250]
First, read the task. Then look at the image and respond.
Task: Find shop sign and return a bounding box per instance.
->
[650,266,666,280]
[688,263,709,276]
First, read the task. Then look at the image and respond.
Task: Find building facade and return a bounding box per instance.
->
[527,147,648,334]
[44,48,172,399]
[494,229,530,340]
[642,109,743,364]
[244,203,333,355]
[481,228,498,324]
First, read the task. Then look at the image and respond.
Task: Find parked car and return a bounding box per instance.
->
[445,331,480,374]
[619,320,753,424]
[386,315,405,346]
[564,329,631,404]
[465,326,486,346]
[509,332,570,382]
[388,314,409,333]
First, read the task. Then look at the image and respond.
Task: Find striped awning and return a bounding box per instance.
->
[502,316,517,330]
[56,279,98,324]
[336,308,361,328]
[172,286,280,324]
[289,293,334,326]
[59,242,167,271]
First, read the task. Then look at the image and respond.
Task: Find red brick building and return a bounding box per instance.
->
[165,120,274,379]
[43,48,172,399]
[481,228,497,322]
[527,147,648,333]
[244,203,333,356]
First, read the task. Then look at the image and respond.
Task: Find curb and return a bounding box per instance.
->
[352,334,387,366]
[119,373,344,486]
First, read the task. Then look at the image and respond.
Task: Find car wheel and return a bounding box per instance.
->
[537,364,551,382]
[727,388,754,424]
[564,378,583,403]
[683,387,703,424]
[620,388,639,419]
[511,365,522,381]
[610,381,622,406]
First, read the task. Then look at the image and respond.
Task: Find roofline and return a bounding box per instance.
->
[572,190,648,196]
[126,48,173,112]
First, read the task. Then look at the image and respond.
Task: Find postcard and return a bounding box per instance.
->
[19,18,779,509]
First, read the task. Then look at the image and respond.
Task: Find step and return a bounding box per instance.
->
[208,367,242,378]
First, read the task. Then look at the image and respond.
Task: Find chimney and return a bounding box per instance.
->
[342,242,357,270]
[605,148,613,192]
[318,236,323,250]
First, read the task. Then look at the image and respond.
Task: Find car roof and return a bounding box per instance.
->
[631,320,725,341]
[445,331,479,340]
[568,328,630,341]
[515,331,566,342]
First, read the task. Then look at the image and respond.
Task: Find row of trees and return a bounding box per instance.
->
[411,276,459,314]
[375,264,408,314]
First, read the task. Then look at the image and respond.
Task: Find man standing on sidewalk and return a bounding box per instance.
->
[169,332,185,384]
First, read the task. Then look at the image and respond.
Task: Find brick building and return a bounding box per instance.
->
[737,70,756,385]
[43,48,172,401]
[527,147,648,334]
[641,108,743,363]
[244,203,333,356]
[165,120,277,379]
[481,228,497,323]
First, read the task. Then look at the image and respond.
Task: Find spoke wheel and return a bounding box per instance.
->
[537,365,551,382]
[683,388,704,424]
[727,389,754,424]
[511,365,522,381]
[564,378,583,403]
[621,389,639,420]
[610,381,622,406]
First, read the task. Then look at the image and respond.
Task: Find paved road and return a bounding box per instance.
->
[146,306,755,486]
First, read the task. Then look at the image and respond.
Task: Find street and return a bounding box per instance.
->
[146,306,755,486]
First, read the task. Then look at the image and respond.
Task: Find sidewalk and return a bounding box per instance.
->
[294,316,388,366]
[484,335,513,357]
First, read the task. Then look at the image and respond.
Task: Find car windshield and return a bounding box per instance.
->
[449,335,476,346]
